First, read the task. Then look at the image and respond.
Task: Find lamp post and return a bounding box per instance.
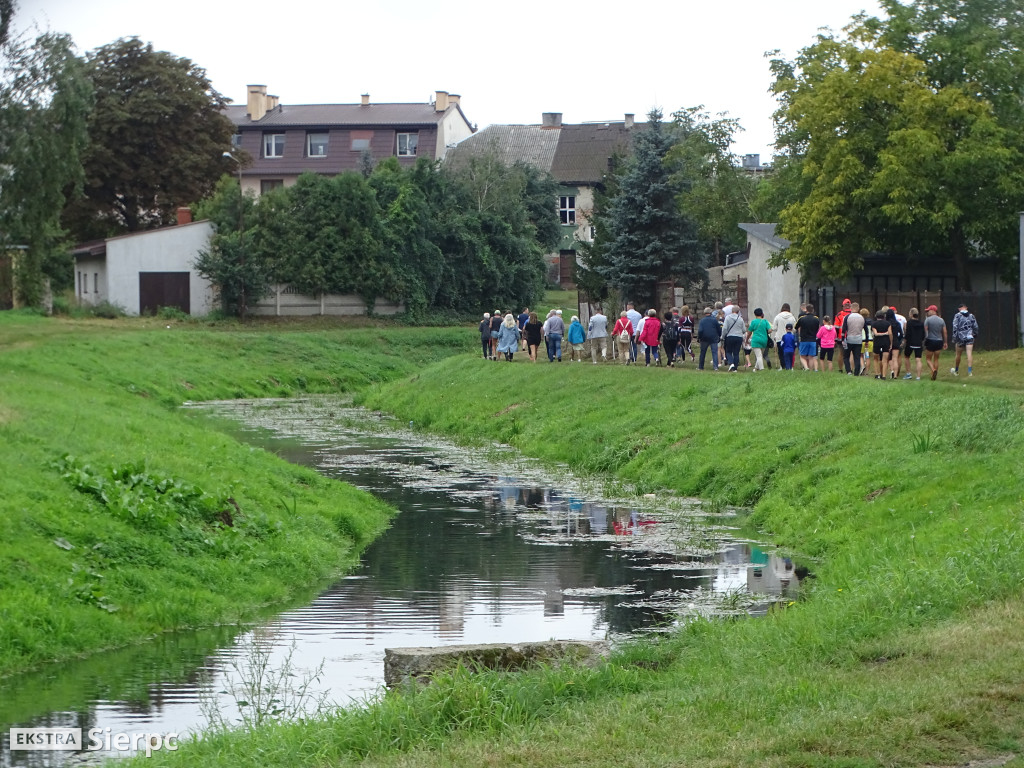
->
[222,151,247,319]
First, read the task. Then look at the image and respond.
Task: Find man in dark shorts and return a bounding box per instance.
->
[923,305,947,380]
[902,307,925,380]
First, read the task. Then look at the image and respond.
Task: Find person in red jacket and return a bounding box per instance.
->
[638,308,662,367]
[833,298,853,373]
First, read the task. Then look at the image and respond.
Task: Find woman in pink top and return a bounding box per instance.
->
[816,315,837,372]
[638,309,662,367]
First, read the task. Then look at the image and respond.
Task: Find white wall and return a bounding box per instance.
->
[746,237,800,317]
[437,109,475,158]
[105,221,215,316]
[75,257,107,306]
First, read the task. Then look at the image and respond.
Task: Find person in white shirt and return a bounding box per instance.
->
[772,303,798,370]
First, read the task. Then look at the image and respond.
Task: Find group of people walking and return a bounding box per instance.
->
[478,298,980,380]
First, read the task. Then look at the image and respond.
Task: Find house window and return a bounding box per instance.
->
[79,271,85,294]
[261,179,285,194]
[307,132,328,157]
[263,133,285,158]
[396,132,418,157]
[93,273,98,293]
[559,196,576,225]
[351,130,373,151]
[231,133,242,148]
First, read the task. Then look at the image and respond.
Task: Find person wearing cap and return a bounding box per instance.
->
[950,302,979,377]
[780,323,797,369]
[923,305,947,380]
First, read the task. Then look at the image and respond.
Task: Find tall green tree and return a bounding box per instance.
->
[193,176,266,318]
[770,4,1024,288]
[668,106,759,265]
[63,37,235,240]
[597,108,706,308]
[0,28,91,305]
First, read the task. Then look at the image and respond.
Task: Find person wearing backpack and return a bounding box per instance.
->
[661,311,680,366]
[721,309,746,372]
[612,311,634,365]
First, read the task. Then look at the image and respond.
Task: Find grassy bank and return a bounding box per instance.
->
[0,313,472,677]
[129,349,1024,767]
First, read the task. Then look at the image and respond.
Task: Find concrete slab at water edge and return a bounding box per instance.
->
[384,640,611,688]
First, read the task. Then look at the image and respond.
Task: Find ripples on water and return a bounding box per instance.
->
[1,397,801,765]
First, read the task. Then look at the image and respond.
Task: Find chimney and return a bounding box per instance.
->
[448,93,461,106]
[266,94,279,111]
[176,207,192,226]
[246,84,268,121]
[624,113,635,128]
[361,93,370,106]
[541,112,563,128]
[435,90,449,111]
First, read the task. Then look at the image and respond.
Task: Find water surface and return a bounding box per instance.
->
[1,398,798,765]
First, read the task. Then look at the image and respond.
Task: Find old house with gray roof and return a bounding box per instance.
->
[446,112,639,286]
[227,86,474,196]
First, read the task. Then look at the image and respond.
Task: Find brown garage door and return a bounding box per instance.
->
[139,272,190,315]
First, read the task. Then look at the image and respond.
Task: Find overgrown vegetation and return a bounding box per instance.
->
[195,156,561,318]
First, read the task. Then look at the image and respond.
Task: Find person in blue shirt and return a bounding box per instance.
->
[781,324,797,370]
[567,315,587,362]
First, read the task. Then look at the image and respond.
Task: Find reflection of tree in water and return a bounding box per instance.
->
[0,625,241,767]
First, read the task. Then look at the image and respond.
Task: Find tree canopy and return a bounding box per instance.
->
[196,157,560,318]
[770,1,1024,288]
[0,28,91,305]
[667,106,759,266]
[63,37,236,241]
[592,109,706,308]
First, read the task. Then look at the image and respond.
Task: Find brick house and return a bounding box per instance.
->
[228,86,475,196]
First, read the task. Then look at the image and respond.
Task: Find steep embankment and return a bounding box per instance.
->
[0,314,471,677]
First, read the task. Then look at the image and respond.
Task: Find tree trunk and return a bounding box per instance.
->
[949,225,972,292]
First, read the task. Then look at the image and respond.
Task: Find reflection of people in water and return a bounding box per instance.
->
[612,508,658,535]
[497,477,519,509]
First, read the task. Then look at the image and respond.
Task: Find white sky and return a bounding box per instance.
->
[17,0,881,161]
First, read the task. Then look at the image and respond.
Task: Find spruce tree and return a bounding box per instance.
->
[598,108,706,309]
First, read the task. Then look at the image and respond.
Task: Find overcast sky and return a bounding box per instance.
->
[17,0,880,161]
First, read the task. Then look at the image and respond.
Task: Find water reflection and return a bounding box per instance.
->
[0,398,800,765]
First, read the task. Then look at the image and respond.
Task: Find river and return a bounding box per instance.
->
[0,398,799,765]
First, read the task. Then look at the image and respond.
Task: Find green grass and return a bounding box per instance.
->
[541,288,579,314]
[6,312,1020,767]
[0,313,474,677]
